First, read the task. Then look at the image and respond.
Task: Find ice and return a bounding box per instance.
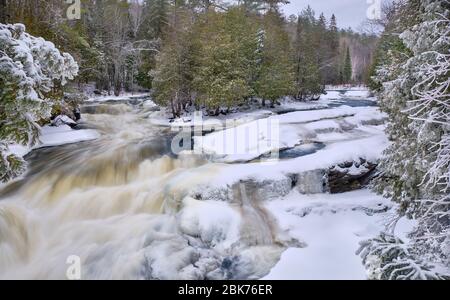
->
[86,93,150,102]
[39,125,99,148]
[195,105,387,164]
[178,197,241,250]
[7,125,100,159]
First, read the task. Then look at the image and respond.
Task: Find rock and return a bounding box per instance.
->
[291,169,329,194]
[142,100,159,111]
[73,107,81,121]
[52,93,86,121]
[192,176,293,203]
[51,115,77,128]
[328,159,378,193]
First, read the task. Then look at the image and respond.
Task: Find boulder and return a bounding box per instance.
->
[291,169,329,194]
[51,115,77,128]
[328,159,378,193]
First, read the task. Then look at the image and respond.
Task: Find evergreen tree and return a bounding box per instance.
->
[360,0,450,280]
[292,6,322,101]
[193,8,257,114]
[240,0,265,13]
[255,10,294,106]
[317,13,331,85]
[151,2,194,118]
[263,0,290,11]
[328,14,340,84]
[0,24,78,182]
[141,0,169,40]
[343,46,352,83]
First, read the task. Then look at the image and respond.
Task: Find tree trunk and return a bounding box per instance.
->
[170,99,176,119]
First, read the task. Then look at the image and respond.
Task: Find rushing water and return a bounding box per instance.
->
[0,93,378,279]
[0,98,288,280]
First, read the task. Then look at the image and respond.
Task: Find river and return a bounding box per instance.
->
[0,91,386,279]
[0,97,291,279]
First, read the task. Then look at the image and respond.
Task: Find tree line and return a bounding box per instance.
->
[1,0,377,117]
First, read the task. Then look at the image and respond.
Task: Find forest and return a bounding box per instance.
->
[1,0,376,117]
[0,0,448,281]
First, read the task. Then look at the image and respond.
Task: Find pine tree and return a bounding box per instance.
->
[360,0,450,280]
[192,8,257,114]
[263,0,290,12]
[317,13,331,85]
[254,9,294,107]
[343,46,352,83]
[151,2,194,118]
[292,6,322,101]
[0,24,78,182]
[141,0,169,40]
[240,0,265,13]
[328,14,340,84]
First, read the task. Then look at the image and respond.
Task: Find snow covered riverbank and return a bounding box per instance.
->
[263,190,394,280]
[7,124,99,164]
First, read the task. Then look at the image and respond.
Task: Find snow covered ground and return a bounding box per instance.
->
[148,87,377,130]
[38,125,99,147]
[194,106,387,163]
[85,92,150,103]
[7,124,99,160]
[262,190,395,280]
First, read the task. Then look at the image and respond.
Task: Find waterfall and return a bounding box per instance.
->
[0,99,289,280]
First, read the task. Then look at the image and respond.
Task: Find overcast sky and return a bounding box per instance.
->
[281,0,374,30]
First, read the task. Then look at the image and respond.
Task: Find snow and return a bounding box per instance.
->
[51,115,77,127]
[178,197,241,250]
[149,109,275,129]
[320,90,342,100]
[0,23,78,104]
[194,106,387,163]
[319,87,376,102]
[394,216,417,242]
[345,90,371,99]
[273,106,358,124]
[39,125,100,148]
[202,134,388,190]
[7,125,100,158]
[86,93,150,103]
[143,100,157,109]
[263,189,393,280]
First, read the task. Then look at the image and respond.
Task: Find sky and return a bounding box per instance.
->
[281,0,374,30]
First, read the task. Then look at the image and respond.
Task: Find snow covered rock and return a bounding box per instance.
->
[193,177,293,203]
[291,169,328,194]
[328,159,378,193]
[142,100,159,111]
[51,115,77,128]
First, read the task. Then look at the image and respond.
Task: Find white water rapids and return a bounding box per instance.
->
[0,99,289,280]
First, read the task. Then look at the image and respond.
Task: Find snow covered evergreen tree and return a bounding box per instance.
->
[361,0,449,280]
[0,23,78,182]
